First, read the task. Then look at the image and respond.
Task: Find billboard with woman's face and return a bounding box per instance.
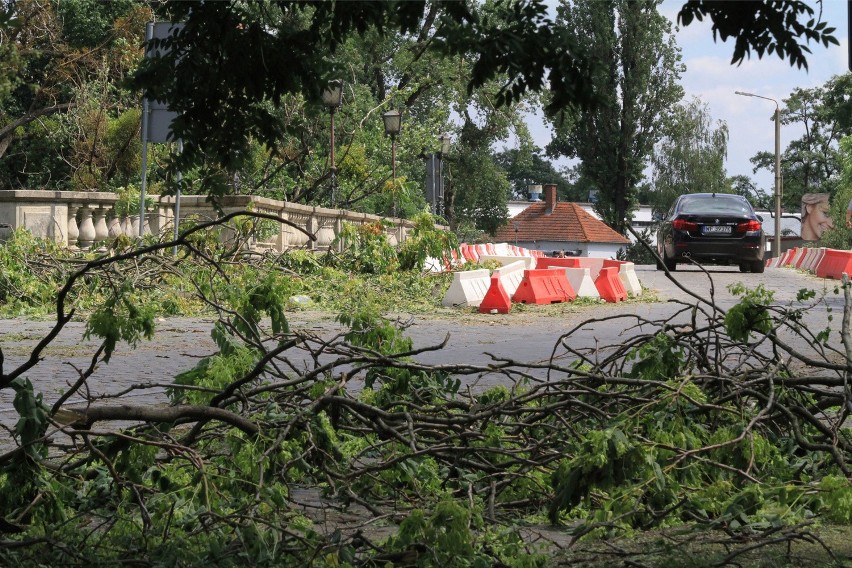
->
[800,193,834,241]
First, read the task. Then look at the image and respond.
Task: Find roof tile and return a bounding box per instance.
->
[494,202,630,244]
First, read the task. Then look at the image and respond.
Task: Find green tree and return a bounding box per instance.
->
[0,0,147,190]
[649,97,729,216]
[750,73,852,210]
[494,145,578,201]
[132,0,837,203]
[546,0,684,234]
[819,135,852,249]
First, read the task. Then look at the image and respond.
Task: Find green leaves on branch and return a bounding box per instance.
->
[725,283,774,342]
[11,377,48,459]
[84,288,156,363]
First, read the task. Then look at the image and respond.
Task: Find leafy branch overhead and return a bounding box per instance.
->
[677,0,839,69]
[132,0,838,189]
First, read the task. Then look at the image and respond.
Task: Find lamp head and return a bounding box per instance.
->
[438,132,451,155]
[382,110,402,136]
[322,80,344,109]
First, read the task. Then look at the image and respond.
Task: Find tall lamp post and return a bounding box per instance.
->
[735,90,781,258]
[382,109,402,217]
[322,80,344,207]
[437,132,451,217]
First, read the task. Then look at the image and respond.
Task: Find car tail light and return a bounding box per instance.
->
[736,220,762,232]
[672,219,699,231]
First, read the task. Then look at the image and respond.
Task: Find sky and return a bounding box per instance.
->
[522,0,850,195]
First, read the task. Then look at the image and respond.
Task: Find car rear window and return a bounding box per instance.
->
[678,195,752,216]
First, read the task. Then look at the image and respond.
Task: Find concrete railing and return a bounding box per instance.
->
[0,190,415,252]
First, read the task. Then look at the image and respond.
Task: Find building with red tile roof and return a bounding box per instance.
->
[493,184,630,258]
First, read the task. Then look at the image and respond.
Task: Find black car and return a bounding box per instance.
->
[656,193,766,273]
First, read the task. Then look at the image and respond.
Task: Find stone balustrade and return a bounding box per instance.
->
[0,190,415,252]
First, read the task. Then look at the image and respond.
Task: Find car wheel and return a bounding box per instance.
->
[663,254,677,271]
[656,257,664,270]
[738,262,749,273]
[751,260,765,274]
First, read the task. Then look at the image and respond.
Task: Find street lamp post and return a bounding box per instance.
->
[382,109,402,217]
[322,80,344,207]
[437,132,451,217]
[735,91,781,258]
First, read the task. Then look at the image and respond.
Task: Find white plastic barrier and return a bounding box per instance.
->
[493,260,527,298]
[802,247,820,272]
[557,267,599,299]
[424,256,445,272]
[789,248,805,268]
[618,262,642,296]
[808,248,826,273]
[493,242,512,255]
[477,255,535,270]
[441,269,491,307]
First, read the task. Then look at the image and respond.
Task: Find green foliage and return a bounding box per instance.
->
[650,96,730,217]
[619,227,659,265]
[10,377,48,459]
[548,0,684,233]
[397,212,459,271]
[626,332,686,380]
[331,221,399,274]
[724,283,775,342]
[113,184,155,217]
[84,287,156,363]
[818,475,852,524]
[0,229,70,315]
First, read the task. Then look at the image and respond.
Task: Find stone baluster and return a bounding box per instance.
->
[334,215,344,253]
[121,215,132,236]
[282,209,290,252]
[93,206,109,249]
[130,214,140,237]
[77,205,96,249]
[308,213,319,250]
[67,204,80,250]
[108,206,123,238]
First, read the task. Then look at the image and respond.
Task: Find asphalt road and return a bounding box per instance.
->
[0,264,845,426]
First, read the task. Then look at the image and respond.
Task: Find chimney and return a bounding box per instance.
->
[544,183,557,214]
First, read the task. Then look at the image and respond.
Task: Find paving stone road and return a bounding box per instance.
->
[0,264,844,428]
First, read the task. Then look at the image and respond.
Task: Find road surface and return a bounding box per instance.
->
[0,264,844,426]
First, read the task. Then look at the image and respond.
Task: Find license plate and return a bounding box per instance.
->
[702,225,731,235]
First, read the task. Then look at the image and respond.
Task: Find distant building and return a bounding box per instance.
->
[495,184,630,258]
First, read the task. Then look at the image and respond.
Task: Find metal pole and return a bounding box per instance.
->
[774,106,781,258]
[734,91,782,257]
[391,135,397,218]
[173,139,183,255]
[437,153,444,217]
[330,108,337,207]
[139,22,154,239]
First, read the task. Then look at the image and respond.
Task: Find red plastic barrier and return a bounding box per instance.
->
[793,247,811,268]
[475,243,488,257]
[479,276,512,314]
[512,269,576,304]
[460,244,477,263]
[816,249,852,280]
[485,243,497,255]
[536,258,581,269]
[595,266,628,303]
